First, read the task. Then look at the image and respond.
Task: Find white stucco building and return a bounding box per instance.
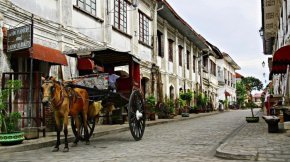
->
[0,0,243,127]
[0,0,157,129]
[216,53,240,107]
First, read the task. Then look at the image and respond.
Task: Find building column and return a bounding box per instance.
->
[163,21,169,100]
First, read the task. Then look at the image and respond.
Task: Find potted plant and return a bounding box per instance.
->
[0,80,24,145]
[145,95,156,120]
[176,98,185,115]
[157,99,175,119]
[241,76,263,123]
[180,91,193,117]
[189,105,199,114]
[245,101,259,123]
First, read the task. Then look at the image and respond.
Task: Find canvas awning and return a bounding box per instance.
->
[225,91,231,97]
[10,44,68,66]
[31,44,68,66]
[271,45,290,74]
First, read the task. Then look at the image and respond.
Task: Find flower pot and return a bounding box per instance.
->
[246,117,259,123]
[181,112,190,117]
[23,127,39,139]
[0,132,24,145]
[149,113,156,120]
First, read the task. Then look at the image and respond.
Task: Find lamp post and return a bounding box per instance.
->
[262,61,266,84]
[262,61,265,68]
[259,28,264,38]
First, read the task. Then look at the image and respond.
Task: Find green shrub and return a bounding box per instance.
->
[0,80,22,133]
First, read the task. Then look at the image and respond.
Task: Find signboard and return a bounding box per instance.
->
[7,24,32,52]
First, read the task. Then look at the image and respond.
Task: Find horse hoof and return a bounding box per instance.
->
[52,147,59,152]
[71,143,78,147]
[63,148,69,152]
[85,141,90,145]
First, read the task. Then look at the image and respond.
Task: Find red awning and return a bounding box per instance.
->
[225,91,231,97]
[271,45,290,74]
[77,58,95,70]
[31,44,68,66]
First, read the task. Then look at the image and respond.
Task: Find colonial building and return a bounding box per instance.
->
[0,0,157,129]
[216,52,240,107]
[155,1,240,110]
[260,0,290,93]
[0,0,242,131]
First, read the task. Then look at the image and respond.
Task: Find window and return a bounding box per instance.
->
[139,12,149,44]
[114,0,128,33]
[178,45,183,66]
[168,39,174,62]
[210,60,216,76]
[157,31,164,57]
[76,0,96,16]
[186,50,190,69]
[192,55,196,72]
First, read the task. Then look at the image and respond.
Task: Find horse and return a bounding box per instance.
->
[41,76,90,152]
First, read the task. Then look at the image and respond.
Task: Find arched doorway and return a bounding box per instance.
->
[141,77,149,97]
[170,85,174,100]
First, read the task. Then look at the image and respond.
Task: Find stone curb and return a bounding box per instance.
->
[0,111,221,153]
[215,110,260,160]
[215,143,258,160]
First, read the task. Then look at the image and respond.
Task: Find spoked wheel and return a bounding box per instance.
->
[128,90,145,141]
[71,114,96,141]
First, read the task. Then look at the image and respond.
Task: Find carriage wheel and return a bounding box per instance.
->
[128,90,145,141]
[71,114,97,141]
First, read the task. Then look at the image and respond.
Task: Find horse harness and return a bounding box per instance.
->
[43,80,80,110]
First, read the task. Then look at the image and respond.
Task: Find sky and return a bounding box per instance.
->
[166,0,269,87]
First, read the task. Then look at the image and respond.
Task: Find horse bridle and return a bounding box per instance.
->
[42,80,65,108]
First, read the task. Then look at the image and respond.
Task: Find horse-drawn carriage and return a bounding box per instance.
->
[42,48,145,152]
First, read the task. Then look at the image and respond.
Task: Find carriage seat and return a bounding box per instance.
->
[116,78,131,92]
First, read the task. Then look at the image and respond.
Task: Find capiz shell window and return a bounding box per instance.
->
[114,0,128,33]
[139,12,149,44]
[76,0,96,16]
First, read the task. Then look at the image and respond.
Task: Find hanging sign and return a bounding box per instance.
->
[7,24,32,52]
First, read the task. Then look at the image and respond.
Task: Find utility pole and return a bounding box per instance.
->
[28,14,34,127]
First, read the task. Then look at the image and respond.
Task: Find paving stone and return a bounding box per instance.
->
[0,109,289,162]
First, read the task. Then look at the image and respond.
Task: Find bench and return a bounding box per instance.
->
[262,116,280,133]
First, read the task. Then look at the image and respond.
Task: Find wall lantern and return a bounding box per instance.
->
[262,61,265,68]
[132,0,138,8]
[259,28,264,37]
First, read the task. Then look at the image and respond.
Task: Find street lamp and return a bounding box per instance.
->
[262,61,266,84]
[262,61,265,68]
[259,28,264,37]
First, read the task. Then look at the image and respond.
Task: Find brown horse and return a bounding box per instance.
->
[41,76,90,152]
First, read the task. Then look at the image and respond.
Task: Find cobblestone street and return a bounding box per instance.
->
[0,110,255,162]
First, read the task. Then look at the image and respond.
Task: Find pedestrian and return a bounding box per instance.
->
[108,68,120,92]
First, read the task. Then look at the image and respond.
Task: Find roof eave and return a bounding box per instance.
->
[157,1,208,50]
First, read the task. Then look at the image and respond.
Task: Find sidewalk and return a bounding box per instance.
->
[0,111,220,153]
[215,111,290,161]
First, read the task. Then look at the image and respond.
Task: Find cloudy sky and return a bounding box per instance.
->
[166,0,268,85]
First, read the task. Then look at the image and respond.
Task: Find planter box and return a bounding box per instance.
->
[23,127,39,139]
[181,112,190,117]
[0,132,24,145]
[246,117,259,123]
[262,116,280,133]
